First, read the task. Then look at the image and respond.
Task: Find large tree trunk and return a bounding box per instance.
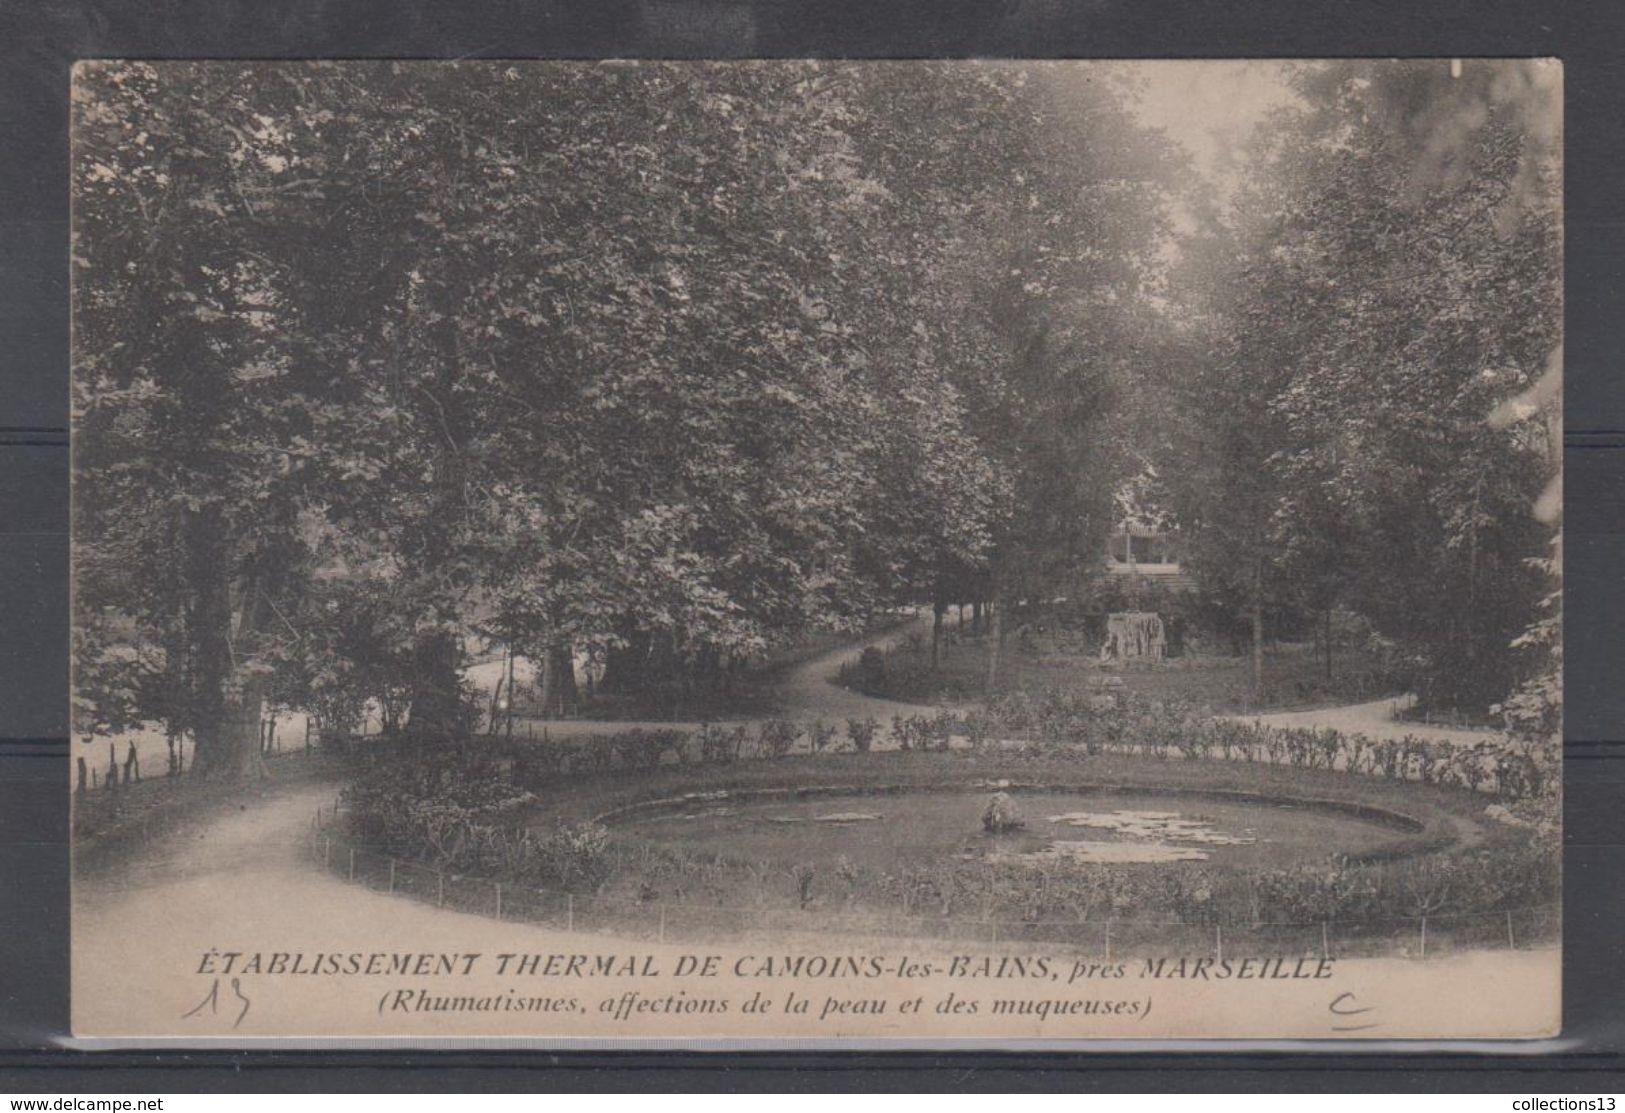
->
[198,676,271,780]
[187,509,276,780]
[1250,557,1265,701]
[404,348,474,739]
[985,588,1004,691]
[485,646,509,735]
[407,629,466,736]
[600,625,651,695]
[184,505,231,776]
[931,594,946,670]
[503,650,517,739]
[539,642,578,718]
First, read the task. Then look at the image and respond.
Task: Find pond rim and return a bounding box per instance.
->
[588,778,1431,839]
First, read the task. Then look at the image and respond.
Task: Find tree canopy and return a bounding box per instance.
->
[72,61,1561,775]
[72,61,1176,771]
[1159,60,1561,714]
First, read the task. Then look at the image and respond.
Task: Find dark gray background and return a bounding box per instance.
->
[2,0,1622,1090]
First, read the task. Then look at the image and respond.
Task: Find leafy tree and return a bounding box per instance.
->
[74,63,343,776]
[1162,60,1560,712]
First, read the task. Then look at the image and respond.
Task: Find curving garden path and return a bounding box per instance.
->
[463,612,940,739]
[767,612,942,722]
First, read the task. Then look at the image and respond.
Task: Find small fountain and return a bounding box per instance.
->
[981,791,1024,833]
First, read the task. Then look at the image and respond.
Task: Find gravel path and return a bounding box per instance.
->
[1225,695,1498,746]
[766,612,941,723]
[464,612,939,740]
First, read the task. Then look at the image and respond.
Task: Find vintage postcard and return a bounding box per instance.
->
[70,59,1562,1042]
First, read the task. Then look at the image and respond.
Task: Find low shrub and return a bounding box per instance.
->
[890,713,923,751]
[961,709,995,751]
[342,744,535,868]
[693,723,735,765]
[807,719,838,754]
[980,689,1554,801]
[612,728,687,771]
[789,862,818,909]
[857,646,886,688]
[846,716,879,752]
[1251,858,1380,923]
[527,821,615,890]
[757,718,802,759]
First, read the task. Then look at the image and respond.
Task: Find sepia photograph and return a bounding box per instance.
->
[69,58,1562,1042]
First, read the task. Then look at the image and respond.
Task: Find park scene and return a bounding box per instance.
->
[70,60,1561,1016]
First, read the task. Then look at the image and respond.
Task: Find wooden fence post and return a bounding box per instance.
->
[1506,909,1517,949]
[1103,921,1112,963]
[388,859,396,893]
[348,847,355,881]
[658,905,666,943]
[567,893,574,932]
[1419,916,1428,960]
[1321,921,1330,961]
[1215,923,1223,963]
[495,883,503,921]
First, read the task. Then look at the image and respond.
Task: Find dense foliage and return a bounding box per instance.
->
[1157,61,1561,716]
[73,60,1560,778]
[73,61,1172,773]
